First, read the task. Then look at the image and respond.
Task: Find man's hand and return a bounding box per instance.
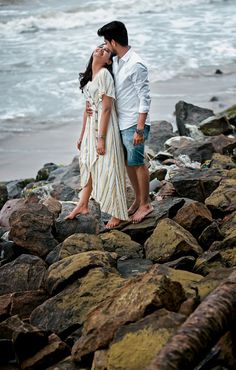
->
[96,138,106,155]
[133,131,144,146]
[86,101,93,117]
[77,139,82,150]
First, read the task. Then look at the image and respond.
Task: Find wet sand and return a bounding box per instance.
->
[0,68,236,181]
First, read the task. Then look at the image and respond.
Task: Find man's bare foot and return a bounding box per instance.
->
[131,204,154,224]
[127,200,140,216]
[105,216,121,229]
[65,205,89,220]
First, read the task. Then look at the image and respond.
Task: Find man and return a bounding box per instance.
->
[97,21,153,223]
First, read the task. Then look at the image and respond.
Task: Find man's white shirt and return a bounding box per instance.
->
[112,47,151,131]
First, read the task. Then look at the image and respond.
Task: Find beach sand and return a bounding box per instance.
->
[1,67,236,182]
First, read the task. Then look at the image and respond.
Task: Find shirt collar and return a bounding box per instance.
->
[120,46,132,62]
[113,46,132,64]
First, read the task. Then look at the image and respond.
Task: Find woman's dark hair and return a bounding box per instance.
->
[79,46,114,91]
[97,21,128,47]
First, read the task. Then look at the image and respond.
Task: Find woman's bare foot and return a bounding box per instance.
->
[105,216,121,229]
[127,200,140,216]
[131,204,154,224]
[65,204,89,220]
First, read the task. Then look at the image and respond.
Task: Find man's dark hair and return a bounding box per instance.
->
[97,21,128,46]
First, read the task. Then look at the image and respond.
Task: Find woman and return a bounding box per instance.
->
[65,46,128,228]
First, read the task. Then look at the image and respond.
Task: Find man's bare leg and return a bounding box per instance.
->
[126,165,141,215]
[131,164,153,223]
[65,176,92,220]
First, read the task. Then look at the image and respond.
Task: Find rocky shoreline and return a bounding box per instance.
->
[0,100,236,369]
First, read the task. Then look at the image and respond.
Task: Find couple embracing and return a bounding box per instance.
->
[66,21,153,228]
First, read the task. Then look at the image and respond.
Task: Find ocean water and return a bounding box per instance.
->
[0,0,236,139]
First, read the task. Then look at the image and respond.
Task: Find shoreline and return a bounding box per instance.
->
[0,67,236,182]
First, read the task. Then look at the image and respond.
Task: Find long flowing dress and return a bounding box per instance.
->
[80,68,128,221]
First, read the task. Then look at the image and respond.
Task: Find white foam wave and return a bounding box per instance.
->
[0,0,224,36]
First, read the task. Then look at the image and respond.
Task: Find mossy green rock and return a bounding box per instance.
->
[205,178,236,214]
[220,248,236,267]
[31,268,125,336]
[220,211,236,237]
[46,251,117,295]
[199,115,232,136]
[209,153,236,170]
[227,168,236,179]
[151,264,203,296]
[192,267,235,300]
[58,233,104,260]
[105,309,186,370]
[72,265,185,362]
[100,230,143,258]
[144,218,203,263]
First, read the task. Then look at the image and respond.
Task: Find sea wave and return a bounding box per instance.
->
[0,0,227,35]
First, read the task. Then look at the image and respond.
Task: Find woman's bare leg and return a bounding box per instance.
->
[65,176,92,219]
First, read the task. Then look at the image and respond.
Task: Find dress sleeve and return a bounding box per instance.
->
[98,68,116,100]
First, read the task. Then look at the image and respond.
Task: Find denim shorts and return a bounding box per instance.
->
[120,124,150,166]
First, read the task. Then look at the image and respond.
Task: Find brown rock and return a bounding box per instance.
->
[0,293,11,321]
[0,254,47,295]
[144,218,203,263]
[0,198,25,230]
[59,233,104,260]
[220,247,236,267]
[227,168,236,179]
[21,333,70,370]
[46,356,81,369]
[220,211,236,237]
[193,250,223,276]
[41,196,62,218]
[121,197,185,243]
[100,230,143,258]
[205,178,236,215]
[71,265,185,362]
[209,153,236,170]
[10,290,49,319]
[150,264,203,297]
[30,268,125,336]
[0,290,48,321]
[92,350,108,370]
[198,221,224,250]
[171,168,224,202]
[9,203,58,257]
[207,134,236,154]
[0,315,48,362]
[46,250,117,295]
[173,200,212,237]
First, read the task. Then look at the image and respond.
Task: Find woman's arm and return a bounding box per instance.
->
[96,95,112,155]
[77,103,88,150]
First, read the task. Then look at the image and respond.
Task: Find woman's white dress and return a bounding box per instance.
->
[80,68,128,221]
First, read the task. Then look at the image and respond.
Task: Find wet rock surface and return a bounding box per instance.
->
[0,102,236,369]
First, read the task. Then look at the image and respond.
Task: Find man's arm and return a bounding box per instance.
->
[131,63,151,145]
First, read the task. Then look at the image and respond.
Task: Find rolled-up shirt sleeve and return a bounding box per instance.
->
[130,63,151,113]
